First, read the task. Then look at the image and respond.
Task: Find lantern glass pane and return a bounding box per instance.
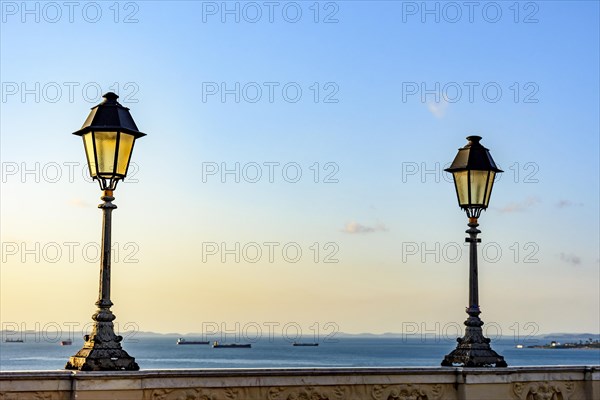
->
[83,133,97,178]
[453,171,470,206]
[484,171,496,206]
[94,131,118,176]
[116,133,135,176]
[470,170,489,206]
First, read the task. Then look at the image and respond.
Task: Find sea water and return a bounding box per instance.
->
[1,336,598,371]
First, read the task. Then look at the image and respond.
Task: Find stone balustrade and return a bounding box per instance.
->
[0,366,598,400]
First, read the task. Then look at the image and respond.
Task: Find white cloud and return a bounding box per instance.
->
[498,196,540,213]
[556,199,583,208]
[560,253,582,266]
[427,98,449,118]
[68,198,91,208]
[342,221,388,234]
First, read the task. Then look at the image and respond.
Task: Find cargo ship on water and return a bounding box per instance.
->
[212,341,251,348]
[177,338,209,345]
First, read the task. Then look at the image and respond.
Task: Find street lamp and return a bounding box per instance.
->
[441,136,507,368]
[65,92,145,371]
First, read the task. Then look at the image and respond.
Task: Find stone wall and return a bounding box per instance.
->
[0,366,598,400]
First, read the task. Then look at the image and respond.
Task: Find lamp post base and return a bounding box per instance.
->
[441,336,507,367]
[65,308,139,371]
[65,347,139,371]
[441,308,507,367]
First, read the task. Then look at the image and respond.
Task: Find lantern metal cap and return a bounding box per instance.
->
[445,136,503,173]
[72,92,146,138]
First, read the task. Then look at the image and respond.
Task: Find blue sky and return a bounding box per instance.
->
[1,1,598,336]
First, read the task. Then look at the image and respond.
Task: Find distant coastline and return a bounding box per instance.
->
[527,339,600,350]
[2,330,599,341]
[113,331,600,340]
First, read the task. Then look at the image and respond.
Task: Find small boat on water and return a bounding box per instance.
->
[515,344,524,349]
[60,340,72,346]
[4,338,23,343]
[177,338,209,345]
[212,341,251,348]
[293,342,319,347]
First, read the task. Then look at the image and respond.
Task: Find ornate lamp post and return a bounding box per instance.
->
[65,92,145,371]
[441,136,507,368]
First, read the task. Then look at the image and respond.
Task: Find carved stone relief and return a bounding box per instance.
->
[0,393,63,400]
[267,385,347,400]
[513,381,576,400]
[371,384,444,400]
[147,388,240,400]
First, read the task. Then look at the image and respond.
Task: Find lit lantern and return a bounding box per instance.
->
[445,136,503,218]
[73,92,146,191]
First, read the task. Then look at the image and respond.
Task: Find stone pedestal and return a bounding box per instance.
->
[65,307,138,371]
